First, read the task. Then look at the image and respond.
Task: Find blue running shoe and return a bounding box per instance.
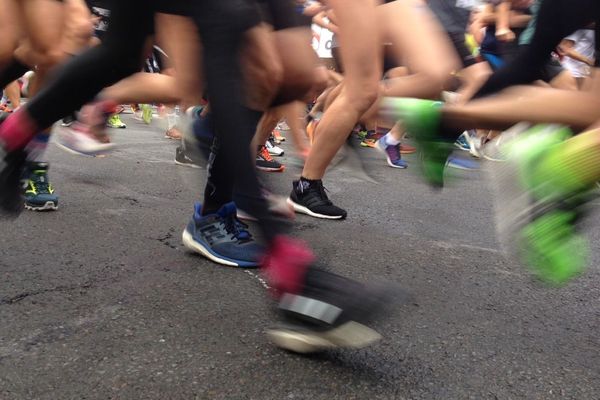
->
[182,202,263,267]
[376,136,408,169]
[454,132,471,151]
[24,162,59,211]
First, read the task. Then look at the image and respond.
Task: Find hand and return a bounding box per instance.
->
[496,28,516,42]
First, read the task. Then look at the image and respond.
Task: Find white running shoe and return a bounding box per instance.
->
[55,124,115,156]
[265,139,284,157]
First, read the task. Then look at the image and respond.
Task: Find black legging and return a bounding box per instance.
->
[474,0,600,98]
[24,0,286,242]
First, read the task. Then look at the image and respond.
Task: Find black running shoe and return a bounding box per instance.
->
[256,145,285,172]
[175,145,204,169]
[0,145,27,218]
[287,179,347,220]
[267,267,393,353]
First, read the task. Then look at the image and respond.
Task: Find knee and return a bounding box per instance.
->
[349,80,379,113]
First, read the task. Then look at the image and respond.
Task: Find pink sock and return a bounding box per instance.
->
[0,110,39,152]
[261,236,314,299]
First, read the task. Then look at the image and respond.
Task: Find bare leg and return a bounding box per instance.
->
[301,0,381,179]
[443,84,600,132]
[4,80,20,109]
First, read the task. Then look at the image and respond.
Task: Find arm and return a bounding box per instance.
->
[495,1,515,42]
[559,39,595,66]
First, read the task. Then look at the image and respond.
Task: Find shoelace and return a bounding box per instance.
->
[30,173,52,194]
[223,214,252,242]
[260,146,274,162]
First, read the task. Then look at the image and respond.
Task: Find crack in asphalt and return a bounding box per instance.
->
[0,282,94,306]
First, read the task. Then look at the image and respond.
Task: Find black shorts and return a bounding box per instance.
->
[448,32,478,68]
[259,0,305,31]
[153,0,191,16]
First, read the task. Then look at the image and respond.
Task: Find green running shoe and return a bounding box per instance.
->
[487,124,589,285]
[24,162,58,211]
[381,98,450,187]
[141,104,153,125]
[106,114,126,129]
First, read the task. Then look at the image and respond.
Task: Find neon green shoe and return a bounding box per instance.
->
[381,98,449,187]
[488,124,589,285]
[141,104,153,125]
[106,114,126,129]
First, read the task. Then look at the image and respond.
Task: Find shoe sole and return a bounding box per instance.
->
[54,141,116,157]
[182,229,259,268]
[267,151,284,157]
[375,141,408,169]
[174,159,203,169]
[266,321,382,354]
[25,201,58,211]
[257,166,285,172]
[286,198,345,220]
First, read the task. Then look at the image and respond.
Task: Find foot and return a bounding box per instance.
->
[382,98,451,187]
[23,162,58,211]
[288,179,347,220]
[0,145,27,218]
[56,123,115,156]
[106,114,126,129]
[165,127,183,140]
[141,104,153,125]
[266,137,284,157]
[489,124,590,285]
[182,202,264,267]
[256,145,285,172]
[376,136,408,169]
[264,237,392,353]
[175,145,204,169]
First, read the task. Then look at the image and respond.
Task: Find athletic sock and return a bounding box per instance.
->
[0,110,39,152]
[25,133,50,162]
[384,133,401,146]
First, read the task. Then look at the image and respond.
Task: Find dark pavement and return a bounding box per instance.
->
[1,115,599,399]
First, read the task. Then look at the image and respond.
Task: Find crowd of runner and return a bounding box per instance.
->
[0,0,599,353]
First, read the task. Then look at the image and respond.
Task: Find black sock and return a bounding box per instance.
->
[0,58,30,88]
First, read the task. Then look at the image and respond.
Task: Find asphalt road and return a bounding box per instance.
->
[1,115,599,399]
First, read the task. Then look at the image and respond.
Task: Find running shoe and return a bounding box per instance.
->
[23,162,58,211]
[400,144,417,154]
[175,145,204,169]
[182,202,263,267]
[0,145,27,218]
[446,156,479,170]
[256,145,285,172]
[266,138,284,157]
[488,124,589,285]
[56,124,115,156]
[465,131,485,158]
[273,130,286,143]
[360,131,383,148]
[454,132,471,151]
[381,98,451,188]
[376,137,408,169]
[288,179,347,220]
[106,114,126,129]
[141,104,153,125]
[264,237,392,353]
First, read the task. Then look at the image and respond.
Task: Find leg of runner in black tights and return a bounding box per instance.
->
[473,0,600,99]
[24,1,153,128]
[194,1,288,243]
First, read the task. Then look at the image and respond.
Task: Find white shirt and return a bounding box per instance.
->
[562,29,595,78]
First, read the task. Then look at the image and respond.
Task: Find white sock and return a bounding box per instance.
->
[384,132,401,146]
